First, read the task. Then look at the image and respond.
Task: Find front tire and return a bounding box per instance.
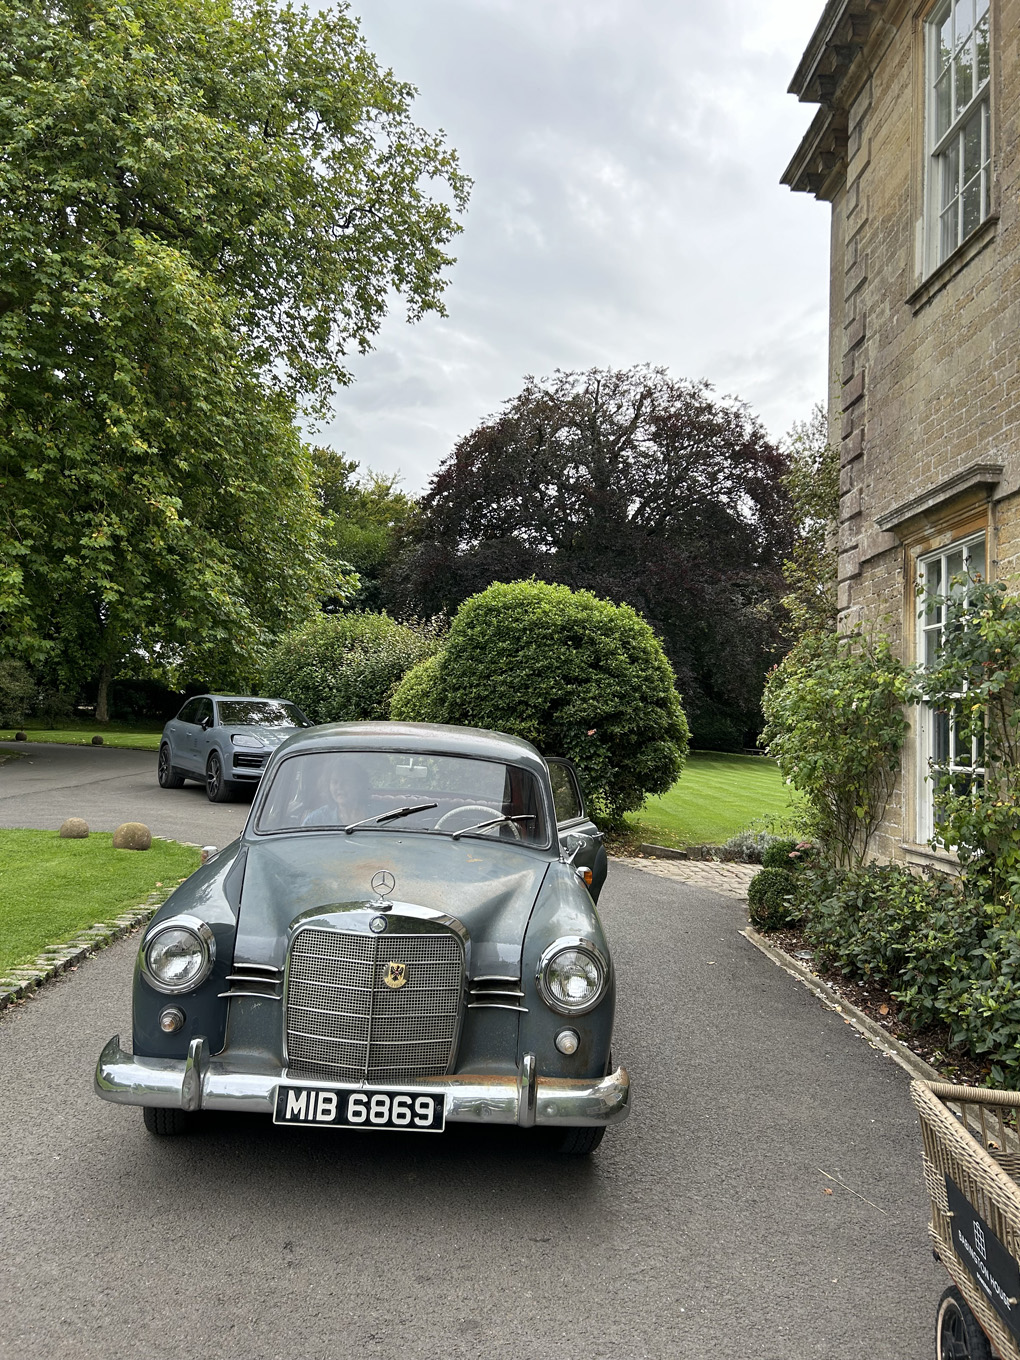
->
[143,1106,194,1136]
[205,751,234,803]
[549,1126,606,1157]
[936,1286,992,1359]
[157,743,186,789]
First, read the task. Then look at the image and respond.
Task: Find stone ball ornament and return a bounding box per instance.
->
[113,822,152,851]
[91,735,104,746]
[59,818,90,839]
[14,731,27,741]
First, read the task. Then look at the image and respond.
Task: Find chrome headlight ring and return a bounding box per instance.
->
[141,915,216,995]
[536,937,609,1017]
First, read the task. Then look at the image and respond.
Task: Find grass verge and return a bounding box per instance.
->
[622,751,799,849]
[0,830,201,974]
[0,718,163,751]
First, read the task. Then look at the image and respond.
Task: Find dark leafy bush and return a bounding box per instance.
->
[261,613,442,724]
[747,867,796,931]
[0,659,34,727]
[389,655,444,723]
[390,580,689,824]
[796,863,1020,1086]
[32,688,75,727]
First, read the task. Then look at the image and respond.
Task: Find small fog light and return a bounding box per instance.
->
[555,1028,580,1055]
[159,1006,185,1034]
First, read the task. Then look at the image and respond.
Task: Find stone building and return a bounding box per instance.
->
[783,0,1015,864]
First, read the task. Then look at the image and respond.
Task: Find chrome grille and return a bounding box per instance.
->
[285,927,464,1084]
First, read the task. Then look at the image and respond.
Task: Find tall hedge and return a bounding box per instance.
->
[390,580,688,822]
[260,613,440,724]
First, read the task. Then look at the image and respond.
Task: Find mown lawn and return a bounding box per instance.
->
[0,830,201,974]
[624,751,799,848]
[0,718,163,751]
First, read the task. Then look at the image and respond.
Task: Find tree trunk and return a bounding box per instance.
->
[95,661,113,723]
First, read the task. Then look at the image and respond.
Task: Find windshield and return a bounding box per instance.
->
[217,699,310,728]
[255,750,549,845]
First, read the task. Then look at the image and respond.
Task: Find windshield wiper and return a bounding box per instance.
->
[343,802,438,835]
[450,814,535,841]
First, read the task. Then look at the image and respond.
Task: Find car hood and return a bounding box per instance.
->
[235,833,552,975]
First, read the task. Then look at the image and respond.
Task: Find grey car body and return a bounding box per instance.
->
[97,722,629,1154]
[157,694,312,802]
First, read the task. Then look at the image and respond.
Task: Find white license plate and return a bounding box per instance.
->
[273,1083,446,1132]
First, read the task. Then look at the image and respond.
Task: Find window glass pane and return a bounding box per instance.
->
[962,175,982,237]
[947,548,965,582]
[954,46,974,115]
[933,710,951,766]
[942,139,960,208]
[548,763,582,823]
[964,111,983,179]
[976,14,990,83]
[925,629,942,667]
[954,0,974,41]
[935,69,952,138]
[965,539,986,581]
[941,203,959,259]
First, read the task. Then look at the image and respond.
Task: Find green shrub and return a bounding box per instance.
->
[762,629,911,867]
[747,867,795,931]
[762,838,800,869]
[389,655,445,723]
[400,580,688,824]
[796,862,1020,1086]
[260,613,442,724]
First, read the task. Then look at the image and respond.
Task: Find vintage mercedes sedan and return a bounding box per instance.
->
[96,722,630,1155]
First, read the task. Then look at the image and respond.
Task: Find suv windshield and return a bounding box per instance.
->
[255,751,549,845]
[217,699,310,728]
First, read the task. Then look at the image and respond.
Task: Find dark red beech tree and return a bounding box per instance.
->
[384,366,794,748]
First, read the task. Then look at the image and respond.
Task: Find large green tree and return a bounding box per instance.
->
[312,448,416,611]
[0,0,468,715]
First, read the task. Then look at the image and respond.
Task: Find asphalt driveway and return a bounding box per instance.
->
[0,861,942,1360]
[0,741,250,845]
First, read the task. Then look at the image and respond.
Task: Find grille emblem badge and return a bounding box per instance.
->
[383,961,407,989]
[369,916,387,934]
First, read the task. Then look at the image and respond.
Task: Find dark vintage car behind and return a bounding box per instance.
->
[97,722,630,1155]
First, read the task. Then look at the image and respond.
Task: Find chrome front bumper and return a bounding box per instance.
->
[94,1036,631,1128]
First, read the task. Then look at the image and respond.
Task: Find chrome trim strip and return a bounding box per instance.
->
[230,963,282,975]
[94,1036,631,1127]
[472,975,520,983]
[517,1053,537,1128]
[217,989,283,1000]
[467,1003,528,1012]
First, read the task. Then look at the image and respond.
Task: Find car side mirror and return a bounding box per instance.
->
[200,716,212,731]
[561,832,587,864]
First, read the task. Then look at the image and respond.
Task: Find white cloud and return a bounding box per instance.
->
[310,0,831,490]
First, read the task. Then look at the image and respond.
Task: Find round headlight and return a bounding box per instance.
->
[537,940,608,1016]
[142,916,215,994]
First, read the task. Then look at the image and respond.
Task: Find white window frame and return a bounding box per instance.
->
[916,533,986,844]
[924,0,991,274]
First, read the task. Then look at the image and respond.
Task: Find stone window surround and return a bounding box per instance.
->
[876,459,1002,867]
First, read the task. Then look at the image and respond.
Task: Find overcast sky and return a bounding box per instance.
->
[312,0,832,492]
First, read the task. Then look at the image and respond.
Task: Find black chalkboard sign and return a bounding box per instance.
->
[946,1175,1020,1343]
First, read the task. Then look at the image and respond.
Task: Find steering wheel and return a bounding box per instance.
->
[433,804,523,840]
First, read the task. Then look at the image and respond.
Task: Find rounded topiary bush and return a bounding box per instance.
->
[747,867,795,931]
[389,655,446,724]
[401,580,688,824]
[762,838,800,870]
[260,613,440,724]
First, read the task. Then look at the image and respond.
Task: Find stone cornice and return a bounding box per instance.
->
[875,462,1005,533]
[784,0,892,199]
